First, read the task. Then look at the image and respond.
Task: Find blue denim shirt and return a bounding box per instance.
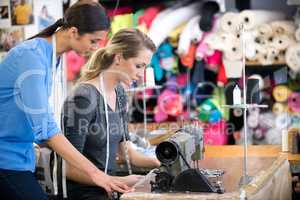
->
[0,38,60,172]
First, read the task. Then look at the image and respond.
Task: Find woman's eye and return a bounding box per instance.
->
[136,64,145,69]
[91,40,98,44]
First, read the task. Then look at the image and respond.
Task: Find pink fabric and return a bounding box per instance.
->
[176,73,188,87]
[107,7,133,17]
[138,6,161,29]
[66,51,86,81]
[203,120,228,145]
[205,50,222,69]
[155,89,183,122]
[217,62,228,86]
[288,92,300,112]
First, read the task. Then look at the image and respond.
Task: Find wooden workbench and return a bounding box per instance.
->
[121,145,292,200]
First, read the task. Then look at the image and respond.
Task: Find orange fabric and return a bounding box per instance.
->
[180,43,197,68]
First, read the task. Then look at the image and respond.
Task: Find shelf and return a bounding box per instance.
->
[221,104,268,109]
[246,61,286,66]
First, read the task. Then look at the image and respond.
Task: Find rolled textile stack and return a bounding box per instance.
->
[178,15,202,55]
[270,20,296,36]
[147,2,200,47]
[220,12,240,33]
[271,34,295,50]
[238,10,285,30]
[256,23,274,38]
[286,43,300,72]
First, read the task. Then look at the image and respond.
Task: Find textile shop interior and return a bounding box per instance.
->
[1,0,300,199]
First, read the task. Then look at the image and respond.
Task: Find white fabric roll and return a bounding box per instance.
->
[270,20,296,36]
[271,34,295,50]
[220,12,240,33]
[286,43,300,72]
[244,31,258,60]
[178,15,202,55]
[222,58,243,78]
[150,8,173,30]
[256,23,273,38]
[148,3,200,47]
[239,10,285,30]
[257,46,279,65]
[224,38,243,61]
[295,27,300,42]
[205,32,235,51]
[190,18,203,43]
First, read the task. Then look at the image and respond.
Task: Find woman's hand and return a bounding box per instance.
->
[90,170,133,196]
[118,175,145,187]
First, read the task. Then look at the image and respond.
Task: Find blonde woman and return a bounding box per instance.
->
[62,28,160,200]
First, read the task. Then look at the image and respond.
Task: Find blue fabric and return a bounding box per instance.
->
[0,38,60,172]
[0,169,48,200]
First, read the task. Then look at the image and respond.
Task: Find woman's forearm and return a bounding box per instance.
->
[66,163,96,186]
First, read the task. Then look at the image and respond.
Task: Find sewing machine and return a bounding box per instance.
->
[150,125,225,193]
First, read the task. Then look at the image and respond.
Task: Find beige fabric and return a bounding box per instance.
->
[121,155,291,200]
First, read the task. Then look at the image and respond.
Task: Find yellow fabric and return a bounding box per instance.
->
[111,13,134,34]
[168,23,186,47]
[14,4,32,25]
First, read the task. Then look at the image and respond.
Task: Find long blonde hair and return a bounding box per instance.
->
[79,28,156,82]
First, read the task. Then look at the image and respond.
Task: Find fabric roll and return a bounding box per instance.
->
[286,43,300,72]
[288,92,300,113]
[222,58,243,78]
[272,102,288,115]
[220,12,240,33]
[257,46,280,65]
[148,3,200,47]
[271,34,295,50]
[190,18,203,43]
[168,23,187,47]
[150,8,173,30]
[224,38,243,61]
[295,27,300,42]
[256,23,273,38]
[244,31,258,60]
[180,43,197,68]
[270,20,296,36]
[239,10,285,30]
[272,85,291,102]
[178,15,201,55]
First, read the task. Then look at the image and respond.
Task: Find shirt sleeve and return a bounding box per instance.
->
[62,87,96,153]
[15,49,60,144]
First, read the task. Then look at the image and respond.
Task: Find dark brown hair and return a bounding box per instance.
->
[29,0,110,39]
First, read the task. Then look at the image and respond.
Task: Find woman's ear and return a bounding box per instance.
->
[68,27,79,39]
[114,53,122,66]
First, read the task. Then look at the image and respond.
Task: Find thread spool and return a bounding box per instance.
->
[288,92,300,113]
[272,85,291,102]
[272,102,288,114]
